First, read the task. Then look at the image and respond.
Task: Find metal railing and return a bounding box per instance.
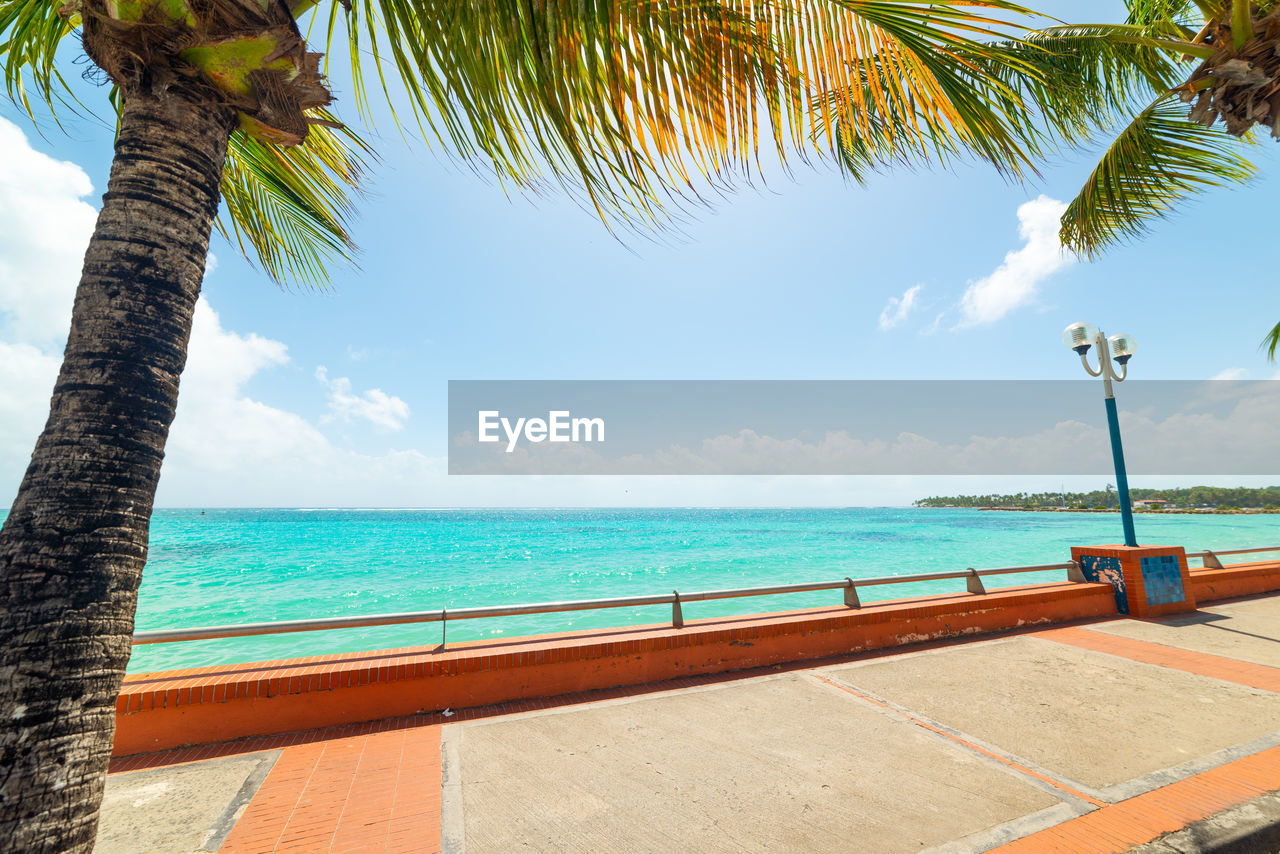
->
[131,544,1280,647]
[1188,545,1280,569]
[132,560,1077,646]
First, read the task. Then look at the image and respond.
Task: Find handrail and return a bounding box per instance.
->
[1188,545,1280,569]
[1187,546,1280,558]
[132,561,1076,645]
[131,545,1280,647]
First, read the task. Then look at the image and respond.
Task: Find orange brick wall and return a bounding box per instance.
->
[115,581,1115,756]
[1190,560,1280,603]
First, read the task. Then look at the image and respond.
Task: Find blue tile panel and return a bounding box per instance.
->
[1079,555,1128,615]
[1141,554,1186,607]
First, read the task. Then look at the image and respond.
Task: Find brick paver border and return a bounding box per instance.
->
[1033,625,1280,694]
[994,619,1280,851]
[216,725,442,854]
[992,744,1280,853]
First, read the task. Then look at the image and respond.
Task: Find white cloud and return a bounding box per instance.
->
[1211,368,1249,381]
[0,342,61,481]
[182,299,289,401]
[0,116,98,347]
[158,301,435,504]
[163,298,330,479]
[920,313,944,337]
[0,118,435,508]
[315,366,410,431]
[0,118,98,497]
[204,252,218,275]
[878,285,922,331]
[957,195,1074,327]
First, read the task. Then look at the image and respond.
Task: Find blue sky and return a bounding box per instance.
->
[1,0,1278,507]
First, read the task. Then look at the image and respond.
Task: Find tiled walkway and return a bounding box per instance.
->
[104,593,1280,852]
[218,726,441,854]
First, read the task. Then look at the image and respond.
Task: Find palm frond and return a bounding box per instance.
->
[1060,94,1255,258]
[0,0,80,117]
[217,108,373,288]
[1264,320,1280,361]
[1123,0,1202,28]
[823,14,1056,183]
[320,0,1042,228]
[991,25,1187,141]
[830,21,1197,181]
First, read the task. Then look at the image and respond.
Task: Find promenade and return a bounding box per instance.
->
[97,589,1280,853]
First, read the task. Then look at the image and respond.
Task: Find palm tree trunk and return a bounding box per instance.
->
[0,83,235,853]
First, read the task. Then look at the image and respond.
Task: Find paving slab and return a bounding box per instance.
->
[449,673,1060,854]
[824,636,1280,791]
[94,752,276,854]
[1089,598,1280,669]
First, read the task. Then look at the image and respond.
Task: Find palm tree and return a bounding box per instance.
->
[937,1,1280,355]
[0,0,1074,848]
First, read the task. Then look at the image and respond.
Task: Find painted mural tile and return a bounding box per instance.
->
[1141,554,1186,607]
[1080,554,1128,614]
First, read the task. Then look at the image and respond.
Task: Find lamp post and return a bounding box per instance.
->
[1063,322,1139,548]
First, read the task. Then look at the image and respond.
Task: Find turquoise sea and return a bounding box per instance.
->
[4,507,1279,672]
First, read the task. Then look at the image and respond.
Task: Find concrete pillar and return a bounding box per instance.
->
[1071,545,1196,617]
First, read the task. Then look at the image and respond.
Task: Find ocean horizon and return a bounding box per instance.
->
[3,506,1277,673]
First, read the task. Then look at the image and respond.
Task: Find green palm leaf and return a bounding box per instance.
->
[5,0,1057,275]
[823,16,1048,181]
[319,0,1044,228]
[1060,93,1254,258]
[0,0,78,116]
[997,26,1187,136]
[1265,321,1280,360]
[217,108,374,288]
[830,22,1194,181]
[1123,0,1202,28]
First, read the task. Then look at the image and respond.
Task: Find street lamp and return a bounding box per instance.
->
[1063,322,1139,548]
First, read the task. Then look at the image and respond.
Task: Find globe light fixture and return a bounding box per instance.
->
[1062,322,1099,354]
[1063,322,1139,548]
[1108,334,1137,364]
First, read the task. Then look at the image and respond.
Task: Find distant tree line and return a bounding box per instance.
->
[914,486,1280,510]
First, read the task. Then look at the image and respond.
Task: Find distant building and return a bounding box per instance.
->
[1133,499,1170,508]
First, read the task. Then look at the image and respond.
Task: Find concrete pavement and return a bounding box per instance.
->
[98,593,1280,853]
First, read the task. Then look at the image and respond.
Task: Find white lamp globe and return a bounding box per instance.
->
[1108,334,1137,364]
[1062,322,1098,353]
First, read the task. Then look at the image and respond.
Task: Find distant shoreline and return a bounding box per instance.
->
[959,507,1280,515]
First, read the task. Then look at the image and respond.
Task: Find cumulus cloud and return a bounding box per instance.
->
[164,299,321,473]
[0,118,97,495]
[158,301,434,504]
[957,196,1074,327]
[0,116,98,347]
[0,342,61,482]
[0,117,439,508]
[315,367,410,431]
[878,285,922,331]
[1211,368,1249,381]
